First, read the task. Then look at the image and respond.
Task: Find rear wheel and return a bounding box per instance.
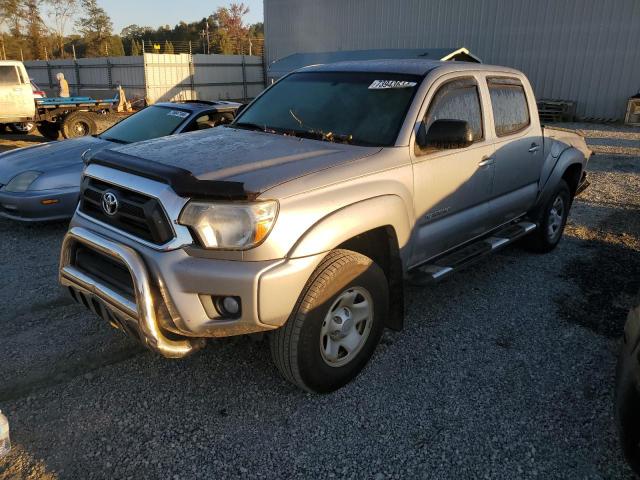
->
[9,122,35,134]
[61,111,97,139]
[524,180,571,253]
[269,249,388,393]
[37,121,61,140]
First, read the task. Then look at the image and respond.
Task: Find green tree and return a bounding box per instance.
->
[25,0,46,59]
[45,0,77,58]
[130,38,140,56]
[213,2,249,54]
[75,0,113,56]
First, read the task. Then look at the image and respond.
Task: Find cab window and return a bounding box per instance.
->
[0,66,20,86]
[487,77,530,136]
[423,77,484,144]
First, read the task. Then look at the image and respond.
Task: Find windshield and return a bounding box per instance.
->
[100,105,191,144]
[234,72,421,146]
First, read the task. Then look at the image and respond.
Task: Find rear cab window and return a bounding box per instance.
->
[487,77,531,137]
[0,66,20,86]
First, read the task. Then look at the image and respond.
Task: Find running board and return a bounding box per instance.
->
[409,221,536,285]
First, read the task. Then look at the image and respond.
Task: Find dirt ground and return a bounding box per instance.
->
[0,124,638,479]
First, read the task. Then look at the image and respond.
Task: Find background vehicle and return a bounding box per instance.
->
[1,60,158,140]
[6,80,47,134]
[616,290,640,475]
[0,100,239,222]
[58,60,590,392]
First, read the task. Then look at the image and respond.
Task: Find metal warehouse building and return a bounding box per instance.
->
[264,0,640,120]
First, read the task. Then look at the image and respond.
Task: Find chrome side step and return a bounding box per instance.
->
[409,221,536,285]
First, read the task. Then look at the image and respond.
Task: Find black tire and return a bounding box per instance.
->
[523,179,571,253]
[9,122,35,134]
[61,111,97,139]
[269,249,388,393]
[211,112,234,126]
[36,121,61,140]
[616,294,640,476]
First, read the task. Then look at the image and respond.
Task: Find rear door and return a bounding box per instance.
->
[485,76,543,227]
[0,63,35,121]
[410,74,496,264]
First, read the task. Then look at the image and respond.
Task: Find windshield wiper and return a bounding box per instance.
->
[231,122,271,132]
[286,129,354,145]
[100,136,129,144]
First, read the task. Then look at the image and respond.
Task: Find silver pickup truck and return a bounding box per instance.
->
[58,59,590,392]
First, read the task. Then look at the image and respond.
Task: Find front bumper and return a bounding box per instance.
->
[0,187,78,221]
[58,224,324,358]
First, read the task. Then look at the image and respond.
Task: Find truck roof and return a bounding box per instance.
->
[299,59,522,77]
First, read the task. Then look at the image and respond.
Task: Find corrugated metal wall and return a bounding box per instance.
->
[25,54,265,104]
[264,0,640,120]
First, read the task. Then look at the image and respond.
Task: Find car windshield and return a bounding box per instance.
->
[99,105,191,144]
[233,71,421,147]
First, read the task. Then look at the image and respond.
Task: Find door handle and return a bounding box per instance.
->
[528,143,540,153]
[478,156,495,167]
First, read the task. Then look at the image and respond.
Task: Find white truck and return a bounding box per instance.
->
[0,60,119,139]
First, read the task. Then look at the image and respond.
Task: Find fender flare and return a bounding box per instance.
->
[287,194,412,259]
[533,147,585,214]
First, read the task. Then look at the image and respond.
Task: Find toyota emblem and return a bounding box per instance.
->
[101,191,119,216]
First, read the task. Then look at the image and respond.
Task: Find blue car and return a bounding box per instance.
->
[0,100,239,221]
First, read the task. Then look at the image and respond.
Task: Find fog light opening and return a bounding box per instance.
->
[215,296,242,319]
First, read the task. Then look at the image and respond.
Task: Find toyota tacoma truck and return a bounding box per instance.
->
[58,59,590,393]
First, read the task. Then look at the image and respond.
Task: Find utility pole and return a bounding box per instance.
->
[72,44,77,60]
[0,38,6,60]
[20,48,24,62]
[248,38,252,56]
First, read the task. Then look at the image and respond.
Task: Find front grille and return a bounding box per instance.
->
[79,177,174,244]
[74,245,135,299]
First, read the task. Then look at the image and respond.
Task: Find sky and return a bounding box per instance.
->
[98,0,264,35]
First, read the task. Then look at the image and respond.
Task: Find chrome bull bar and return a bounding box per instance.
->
[59,226,205,358]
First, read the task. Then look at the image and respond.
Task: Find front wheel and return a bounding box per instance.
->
[524,179,571,253]
[9,122,35,134]
[269,249,388,393]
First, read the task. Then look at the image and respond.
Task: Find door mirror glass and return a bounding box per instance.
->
[417,119,473,150]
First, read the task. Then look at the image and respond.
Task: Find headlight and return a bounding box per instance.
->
[1,171,42,192]
[179,200,278,250]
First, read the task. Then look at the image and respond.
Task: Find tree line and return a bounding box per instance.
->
[0,0,263,60]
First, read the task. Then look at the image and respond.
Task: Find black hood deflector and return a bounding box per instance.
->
[87,149,255,200]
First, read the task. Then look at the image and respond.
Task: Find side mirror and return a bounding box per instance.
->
[416,119,474,150]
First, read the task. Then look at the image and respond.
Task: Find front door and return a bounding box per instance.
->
[410,75,495,265]
[0,64,35,122]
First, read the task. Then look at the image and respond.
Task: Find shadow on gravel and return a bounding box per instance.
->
[0,344,144,402]
[559,210,640,338]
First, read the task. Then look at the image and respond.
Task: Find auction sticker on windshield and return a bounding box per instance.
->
[368,80,417,89]
[168,110,189,118]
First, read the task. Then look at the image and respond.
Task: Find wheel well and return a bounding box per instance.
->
[562,163,583,197]
[337,226,404,331]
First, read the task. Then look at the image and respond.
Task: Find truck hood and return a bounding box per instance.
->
[0,136,111,185]
[111,127,381,193]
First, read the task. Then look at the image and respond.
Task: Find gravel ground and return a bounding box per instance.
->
[0,124,638,479]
